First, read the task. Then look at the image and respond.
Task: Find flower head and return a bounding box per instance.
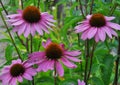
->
[0,59,36,85]
[28,39,81,76]
[7,6,56,37]
[75,13,120,42]
[78,79,85,85]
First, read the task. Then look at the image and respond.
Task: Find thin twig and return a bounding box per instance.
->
[37,0,40,8]
[0,11,22,60]
[0,0,8,15]
[21,0,24,9]
[79,0,85,18]
[90,0,94,14]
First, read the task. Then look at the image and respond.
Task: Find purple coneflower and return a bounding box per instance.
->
[7,6,55,37]
[28,39,81,76]
[0,59,36,85]
[75,13,120,42]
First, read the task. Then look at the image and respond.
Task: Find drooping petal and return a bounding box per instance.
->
[107,22,120,30]
[11,19,24,26]
[17,76,23,82]
[61,57,77,68]
[75,24,89,33]
[64,51,81,56]
[103,26,112,38]
[23,73,33,80]
[26,68,37,76]
[28,52,46,64]
[24,24,31,37]
[34,23,43,35]
[18,24,26,35]
[98,28,106,41]
[81,29,89,40]
[87,27,97,39]
[65,55,81,62]
[56,61,64,77]
[105,16,115,21]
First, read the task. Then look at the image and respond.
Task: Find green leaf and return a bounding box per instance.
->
[5,45,14,61]
[100,55,114,85]
[90,77,104,85]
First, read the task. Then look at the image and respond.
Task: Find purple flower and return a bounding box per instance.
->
[28,39,81,76]
[0,59,36,85]
[7,6,55,37]
[75,13,120,42]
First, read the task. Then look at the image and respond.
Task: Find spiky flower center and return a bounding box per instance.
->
[10,63,25,77]
[45,43,63,60]
[22,6,41,23]
[89,13,106,27]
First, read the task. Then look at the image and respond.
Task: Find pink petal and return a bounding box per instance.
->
[28,52,46,64]
[34,23,43,35]
[37,60,54,72]
[61,57,77,68]
[42,38,51,48]
[56,61,64,76]
[23,73,32,80]
[18,24,26,35]
[98,28,106,41]
[6,14,21,18]
[24,24,31,37]
[75,24,89,33]
[9,78,17,85]
[102,26,112,38]
[13,27,20,32]
[11,19,24,26]
[78,79,85,85]
[17,9,23,14]
[30,25,36,36]
[65,55,81,62]
[95,31,100,42]
[81,29,89,40]
[64,51,81,56]
[107,22,120,30]
[109,28,118,36]
[40,22,50,33]
[87,27,97,39]
[17,76,23,82]
[105,16,115,21]
[86,15,92,19]
[26,68,37,76]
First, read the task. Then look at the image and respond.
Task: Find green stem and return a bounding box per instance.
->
[113,37,120,85]
[0,0,8,15]
[109,3,118,16]
[84,39,89,85]
[37,0,40,8]
[0,11,22,60]
[79,0,85,18]
[87,41,96,80]
[90,0,94,14]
